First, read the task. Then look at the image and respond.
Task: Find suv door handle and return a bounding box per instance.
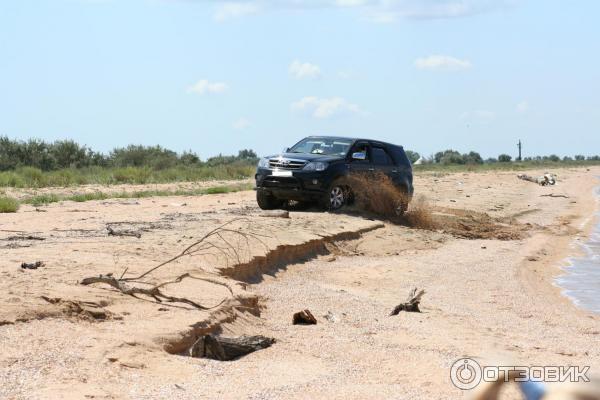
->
[368,168,374,171]
[392,169,398,173]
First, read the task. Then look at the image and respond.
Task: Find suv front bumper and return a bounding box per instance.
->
[255,168,331,201]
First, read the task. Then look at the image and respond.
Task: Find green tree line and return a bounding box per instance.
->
[0,137,258,171]
[1,137,598,176]
[405,149,600,165]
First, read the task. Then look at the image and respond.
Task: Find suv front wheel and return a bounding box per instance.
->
[256,190,285,210]
[322,182,349,211]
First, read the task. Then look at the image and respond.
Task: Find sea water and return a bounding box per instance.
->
[555,186,600,314]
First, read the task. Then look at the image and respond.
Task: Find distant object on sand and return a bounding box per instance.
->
[517,173,557,186]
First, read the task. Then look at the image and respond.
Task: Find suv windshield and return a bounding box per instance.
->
[288,138,353,156]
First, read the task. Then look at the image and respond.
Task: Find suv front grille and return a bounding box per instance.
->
[268,158,307,170]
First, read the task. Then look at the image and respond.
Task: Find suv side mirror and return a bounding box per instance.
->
[283,147,290,153]
[352,152,366,161]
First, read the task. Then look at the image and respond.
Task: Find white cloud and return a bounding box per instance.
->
[233,117,251,130]
[214,2,259,21]
[187,79,228,95]
[289,60,321,79]
[210,0,511,22]
[335,0,370,6]
[291,96,362,119]
[367,0,505,22]
[517,100,529,113]
[414,55,472,71]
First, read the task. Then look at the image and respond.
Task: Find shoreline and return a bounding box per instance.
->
[554,183,600,313]
[519,169,600,319]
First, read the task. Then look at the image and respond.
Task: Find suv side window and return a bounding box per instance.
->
[349,142,370,164]
[372,147,393,165]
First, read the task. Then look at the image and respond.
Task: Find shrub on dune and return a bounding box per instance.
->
[0,196,20,213]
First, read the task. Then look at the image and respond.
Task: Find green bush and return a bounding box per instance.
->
[204,186,230,194]
[111,167,152,184]
[439,150,464,165]
[69,192,109,202]
[0,196,19,213]
[44,169,77,187]
[463,151,483,164]
[24,193,61,206]
[49,140,96,169]
[0,164,255,188]
[0,171,25,187]
[16,166,45,187]
[110,145,179,170]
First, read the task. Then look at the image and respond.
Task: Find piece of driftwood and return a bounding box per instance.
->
[517,173,556,186]
[21,261,45,270]
[81,219,266,309]
[8,235,45,241]
[41,296,110,320]
[540,194,569,198]
[123,218,266,282]
[293,309,317,325]
[390,288,425,315]
[107,226,141,239]
[80,273,229,310]
[189,334,275,360]
[259,210,290,218]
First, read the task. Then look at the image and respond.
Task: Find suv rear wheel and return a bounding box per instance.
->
[396,201,408,216]
[256,190,285,210]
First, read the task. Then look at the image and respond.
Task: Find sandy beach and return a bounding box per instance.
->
[1,167,599,399]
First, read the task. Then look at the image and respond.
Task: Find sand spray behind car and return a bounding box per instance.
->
[345,171,434,229]
[344,172,525,240]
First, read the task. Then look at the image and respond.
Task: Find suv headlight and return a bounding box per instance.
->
[303,161,328,171]
[258,157,269,168]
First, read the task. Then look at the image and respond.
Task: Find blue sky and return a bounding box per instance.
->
[0,0,599,159]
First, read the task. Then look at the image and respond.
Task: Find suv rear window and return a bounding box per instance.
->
[372,147,393,165]
[388,145,411,168]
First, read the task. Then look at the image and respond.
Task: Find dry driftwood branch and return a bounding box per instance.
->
[390,288,425,315]
[21,261,45,270]
[540,193,569,198]
[517,173,556,186]
[107,225,141,239]
[7,235,45,241]
[41,296,110,320]
[293,309,317,325]
[123,218,266,282]
[81,219,266,309]
[189,334,275,360]
[259,210,290,218]
[80,273,230,310]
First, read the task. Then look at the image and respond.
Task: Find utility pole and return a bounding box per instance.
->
[517,140,522,161]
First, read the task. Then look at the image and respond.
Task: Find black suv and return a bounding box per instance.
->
[255,136,413,211]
